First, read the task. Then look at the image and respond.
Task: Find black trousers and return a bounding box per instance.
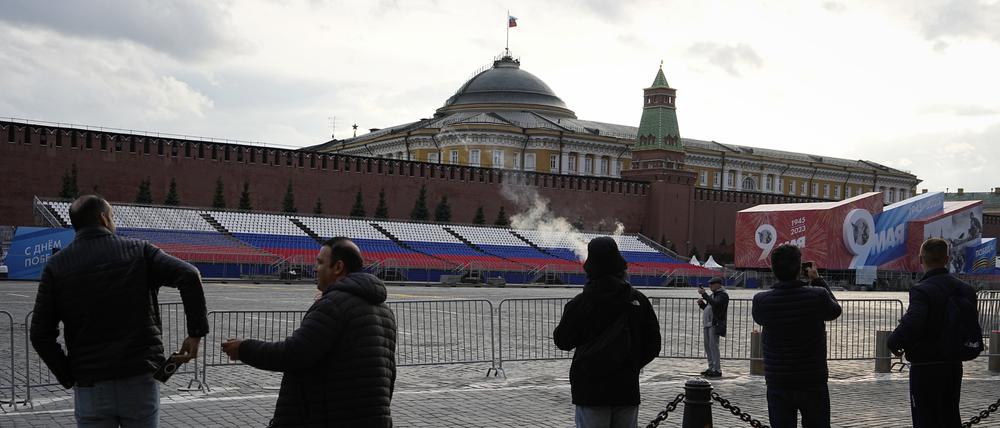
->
[909,363,963,428]
[766,384,830,428]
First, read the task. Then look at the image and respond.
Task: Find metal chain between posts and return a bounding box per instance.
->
[645,393,685,428]
[962,397,1000,427]
[711,392,770,428]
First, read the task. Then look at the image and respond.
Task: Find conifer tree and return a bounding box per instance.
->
[472,206,486,224]
[494,206,509,227]
[282,181,297,213]
[350,190,366,217]
[59,163,79,199]
[135,178,153,204]
[238,181,252,211]
[313,197,323,215]
[410,185,429,221]
[212,177,226,209]
[163,178,180,206]
[690,246,701,261]
[374,188,389,218]
[434,195,451,222]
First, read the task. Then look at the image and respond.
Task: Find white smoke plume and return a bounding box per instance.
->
[500,181,624,261]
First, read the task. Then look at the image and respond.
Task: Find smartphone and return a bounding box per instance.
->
[153,353,184,383]
[801,262,814,277]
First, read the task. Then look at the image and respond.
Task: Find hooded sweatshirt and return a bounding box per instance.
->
[240,272,397,427]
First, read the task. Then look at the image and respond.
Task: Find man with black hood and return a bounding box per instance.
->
[554,237,662,428]
[222,237,397,427]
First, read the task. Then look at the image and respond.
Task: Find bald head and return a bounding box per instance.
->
[919,238,949,270]
[69,195,113,231]
[322,237,363,273]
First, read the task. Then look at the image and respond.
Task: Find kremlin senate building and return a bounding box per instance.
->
[0,53,926,259]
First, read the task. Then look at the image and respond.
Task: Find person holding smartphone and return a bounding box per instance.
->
[752,245,841,428]
[698,277,729,378]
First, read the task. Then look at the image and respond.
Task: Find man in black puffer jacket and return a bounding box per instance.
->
[888,238,979,428]
[223,237,396,427]
[752,244,841,428]
[31,195,208,426]
[554,237,661,428]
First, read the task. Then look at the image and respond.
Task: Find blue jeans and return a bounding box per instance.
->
[575,405,639,428]
[74,373,159,428]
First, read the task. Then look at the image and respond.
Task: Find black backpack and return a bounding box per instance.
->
[939,286,984,361]
[574,308,633,376]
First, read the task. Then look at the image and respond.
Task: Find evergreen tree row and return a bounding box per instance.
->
[59,165,513,225]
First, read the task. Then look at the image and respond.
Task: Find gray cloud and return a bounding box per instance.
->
[922,104,998,117]
[687,42,763,77]
[822,2,846,13]
[0,0,240,60]
[574,0,638,23]
[912,0,1000,45]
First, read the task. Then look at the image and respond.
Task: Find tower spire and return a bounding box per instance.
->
[635,63,681,152]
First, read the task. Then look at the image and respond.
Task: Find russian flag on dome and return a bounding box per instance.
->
[508,15,518,27]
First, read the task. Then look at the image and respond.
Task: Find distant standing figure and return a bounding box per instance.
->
[752,245,842,428]
[698,276,729,378]
[553,237,661,428]
[888,238,979,428]
[30,194,208,427]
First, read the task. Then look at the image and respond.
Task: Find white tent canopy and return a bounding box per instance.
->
[688,255,701,266]
[703,255,723,269]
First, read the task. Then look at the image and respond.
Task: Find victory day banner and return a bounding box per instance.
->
[6,227,75,280]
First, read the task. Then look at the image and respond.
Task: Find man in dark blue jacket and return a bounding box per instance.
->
[31,195,208,427]
[222,237,396,427]
[752,244,841,428]
[888,237,978,428]
[554,237,661,428]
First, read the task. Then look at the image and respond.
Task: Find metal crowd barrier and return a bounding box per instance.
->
[199,299,497,389]
[388,300,495,371]
[496,298,572,369]
[199,310,307,390]
[0,311,13,412]
[495,297,907,368]
[981,299,1000,336]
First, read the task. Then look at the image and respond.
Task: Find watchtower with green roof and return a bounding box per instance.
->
[635,63,682,153]
[623,63,696,256]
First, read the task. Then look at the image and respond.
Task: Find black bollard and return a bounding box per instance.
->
[682,378,713,428]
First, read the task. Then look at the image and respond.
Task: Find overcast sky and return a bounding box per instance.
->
[1,0,998,192]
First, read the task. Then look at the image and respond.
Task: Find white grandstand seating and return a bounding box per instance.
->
[447,225,526,246]
[47,201,215,232]
[49,201,71,225]
[113,205,216,232]
[579,233,659,253]
[207,211,307,236]
[514,229,589,249]
[294,216,386,241]
[376,221,462,243]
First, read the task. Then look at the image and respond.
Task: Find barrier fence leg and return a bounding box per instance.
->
[750,331,764,376]
[990,330,999,374]
[681,378,713,428]
[875,331,892,373]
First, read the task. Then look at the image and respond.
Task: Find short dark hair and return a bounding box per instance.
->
[322,237,363,273]
[770,244,802,281]
[920,238,949,266]
[68,195,111,230]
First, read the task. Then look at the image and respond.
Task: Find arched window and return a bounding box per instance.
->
[741,176,757,191]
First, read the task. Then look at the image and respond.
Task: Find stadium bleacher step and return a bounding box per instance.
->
[370,222,461,270]
[290,218,323,243]
[509,230,573,261]
[442,226,527,267]
[200,213,230,235]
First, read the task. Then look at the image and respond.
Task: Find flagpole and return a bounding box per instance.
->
[505,10,509,56]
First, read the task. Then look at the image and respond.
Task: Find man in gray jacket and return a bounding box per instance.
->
[698,277,728,378]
